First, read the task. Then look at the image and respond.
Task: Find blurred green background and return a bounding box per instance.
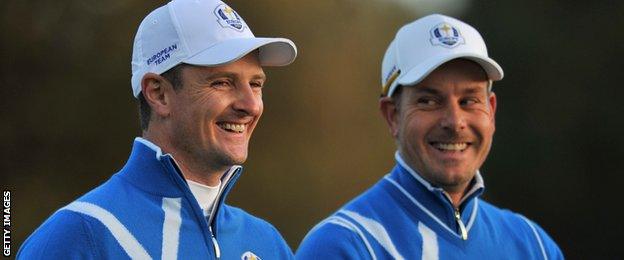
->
[2,0,624,258]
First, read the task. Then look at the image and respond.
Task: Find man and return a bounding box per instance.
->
[297,14,563,259]
[18,0,297,259]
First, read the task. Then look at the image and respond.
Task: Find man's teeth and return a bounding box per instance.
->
[433,142,468,151]
[219,123,245,133]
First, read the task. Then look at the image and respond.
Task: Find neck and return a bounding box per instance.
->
[142,130,227,186]
[395,152,478,209]
[173,158,224,186]
[442,187,469,208]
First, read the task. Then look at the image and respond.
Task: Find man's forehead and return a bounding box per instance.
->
[184,54,266,80]
[410,83,489,94]
[435,59,488,77]
[200,70,266,80]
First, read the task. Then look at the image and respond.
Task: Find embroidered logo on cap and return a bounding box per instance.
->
[430,23,464,48]
[214,4,246,31]
[241,251,261,260]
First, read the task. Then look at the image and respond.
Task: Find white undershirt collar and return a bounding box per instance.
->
[186,179,221,216]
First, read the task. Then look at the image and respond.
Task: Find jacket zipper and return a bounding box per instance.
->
[163,155,239,259]
[206,167,240,259]
[168,156,223,259]
[454,208,468,240]
[209,226,221,259]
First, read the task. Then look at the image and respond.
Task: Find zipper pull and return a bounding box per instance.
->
[454,208,468,240]
[209,226,221,259]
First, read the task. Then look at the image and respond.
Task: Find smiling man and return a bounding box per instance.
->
[18,0,296,259]
[296,14,563,259]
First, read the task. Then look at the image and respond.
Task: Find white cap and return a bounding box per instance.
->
[131,0,297,97]
[381,14,503,97]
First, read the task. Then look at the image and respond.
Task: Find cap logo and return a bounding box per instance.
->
[430,23,464,48]
[214,4,246,32]
[241,251,261,260]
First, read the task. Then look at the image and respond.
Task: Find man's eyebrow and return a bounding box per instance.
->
[462,85,488,94]
[203,72,266,81]
[251,73,266,81]
[414,86,441,95]
[204,72,236,81]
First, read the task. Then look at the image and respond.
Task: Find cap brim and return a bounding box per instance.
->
[392,53,503,96]
[184,37,297,67]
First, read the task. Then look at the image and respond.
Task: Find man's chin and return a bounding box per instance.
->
[219,152,248,167]
[230,158,246,166]
[435,171,475,187]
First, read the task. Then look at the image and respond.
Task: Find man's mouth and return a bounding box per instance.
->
[430,142,470,151]
[217,122,246,133]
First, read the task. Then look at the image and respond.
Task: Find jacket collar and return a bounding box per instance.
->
[385,151,484,236]
[116,138,242,226]
[394,151,484,206]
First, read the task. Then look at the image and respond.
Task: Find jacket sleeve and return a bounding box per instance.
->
[17,210,98,260]
[296,222,372,260]
[528,219,565,260]
[268,224,295,260]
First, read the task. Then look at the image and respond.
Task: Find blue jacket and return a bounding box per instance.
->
[296,153,563,260]
[18,138,293,259]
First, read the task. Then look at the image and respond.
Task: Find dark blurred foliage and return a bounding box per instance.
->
[2,0,624,258]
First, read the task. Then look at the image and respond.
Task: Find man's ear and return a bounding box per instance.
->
[488,91,497,124]
[141,73,174,118]
[379,96,400,138]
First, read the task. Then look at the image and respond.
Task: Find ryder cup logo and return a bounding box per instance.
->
[430,23,465,48]
[241,251,261,260]
[214,4,246,31]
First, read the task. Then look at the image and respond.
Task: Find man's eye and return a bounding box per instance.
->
[417,98,437,106]
[461,98,479,106]
[250,82,264,88]
[211,80,231,88]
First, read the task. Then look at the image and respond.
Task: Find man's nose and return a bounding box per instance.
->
[439,102,466,132]
[232,83,262,116]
